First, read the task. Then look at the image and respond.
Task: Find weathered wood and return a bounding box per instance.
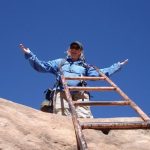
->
[60,65,150,149]
[65,76,106,80]
[81,121,150,130]
[60,75,88,150]
[95,68,150,122]
[73,101,130,106]
[69,86,116,91]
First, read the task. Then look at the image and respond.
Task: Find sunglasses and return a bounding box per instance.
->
[70,45,81,50]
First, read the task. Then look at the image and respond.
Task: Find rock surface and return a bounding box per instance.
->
[0,98,150,150]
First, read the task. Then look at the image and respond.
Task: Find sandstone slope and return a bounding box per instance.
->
[0,98,150,150]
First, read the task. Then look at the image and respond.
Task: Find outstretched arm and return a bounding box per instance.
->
[100,59,128,76]
[87,59,128,77]
[19,44,58,74]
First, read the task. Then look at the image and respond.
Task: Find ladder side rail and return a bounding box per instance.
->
[97,69,150,122]
[60,75,88,150]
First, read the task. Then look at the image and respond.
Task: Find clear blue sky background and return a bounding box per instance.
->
[0,0,150,118]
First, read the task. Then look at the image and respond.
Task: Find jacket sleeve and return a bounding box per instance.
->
[100,62,122,76]
[87,62,122,77]
[24,51,61,74]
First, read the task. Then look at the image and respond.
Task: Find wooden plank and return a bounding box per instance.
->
[60,75,88,150]
[81,121,150,130]
[68,86,116,91]
[65,76,106,80]
[73,101,130,106]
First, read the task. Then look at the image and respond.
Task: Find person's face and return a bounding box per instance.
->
[69,44,82,61]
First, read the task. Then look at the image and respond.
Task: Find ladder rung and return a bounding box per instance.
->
[73,101,130,106]
[65,76,106,80]
[68,86,116,91]
[80,121,150,130]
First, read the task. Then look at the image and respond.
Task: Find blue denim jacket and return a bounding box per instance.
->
[25,51,121,87]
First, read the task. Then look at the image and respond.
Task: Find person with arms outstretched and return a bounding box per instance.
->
[20,41,128,118]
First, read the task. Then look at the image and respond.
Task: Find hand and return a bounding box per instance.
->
[19,44,31,54]
[120,59,128,66]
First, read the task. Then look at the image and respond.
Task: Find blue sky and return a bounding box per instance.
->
[0,0,150,118]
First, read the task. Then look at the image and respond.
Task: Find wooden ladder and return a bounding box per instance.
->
[60,70,150,150]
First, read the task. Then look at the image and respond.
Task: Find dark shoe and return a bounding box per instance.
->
[41,105,53,113]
